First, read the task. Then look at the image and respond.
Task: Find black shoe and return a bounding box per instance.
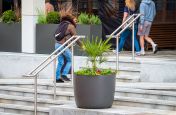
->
[61,75,71,81]
[153,44,158,54]
[56,79,64,83]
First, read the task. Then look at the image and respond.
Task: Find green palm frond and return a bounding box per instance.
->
[82,36,111,71]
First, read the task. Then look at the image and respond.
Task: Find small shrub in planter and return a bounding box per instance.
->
[89,14,101,25]
[37,10,47,24]
[46,11,60,24]
[1,10,16,23]
[78,12,101,25]
[74,37,116,109]
[78,12,89,24]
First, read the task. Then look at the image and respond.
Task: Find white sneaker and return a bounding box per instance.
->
[135,52,141,56]
[140,50,145,55]
[152,44,158,54]
[112,50,120,54]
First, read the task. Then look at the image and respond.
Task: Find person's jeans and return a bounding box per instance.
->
[55,43,71,80]
[118,24,140,52]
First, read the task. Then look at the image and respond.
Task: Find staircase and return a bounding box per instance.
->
[1,80,176,114]
[0,57,176,115]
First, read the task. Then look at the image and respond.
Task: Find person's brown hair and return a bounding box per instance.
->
[59,5,76,27]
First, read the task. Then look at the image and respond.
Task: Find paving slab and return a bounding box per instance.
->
[49,104,176,115]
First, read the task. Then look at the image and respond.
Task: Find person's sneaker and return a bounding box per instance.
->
[153,44,158,54]
[56,79,64,83]
[135,52,141,56]
[140,50,145,55]
[61,75,71,81]
[112,50,120,54]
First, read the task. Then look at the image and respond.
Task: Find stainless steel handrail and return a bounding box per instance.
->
[106,14,142,71]
[116,14,141,70]
[110,14,135,36]
[25,35,85,115]
[28,36,75,76]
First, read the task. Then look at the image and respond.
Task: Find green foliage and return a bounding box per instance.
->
[78,12,101,24]
[46,11,60,24]
[78,12,89,24]
[37,10,47,24]
[1,10,16,23]
[89,15,101,24]
[75,68,115,76]
[75,36,115,76]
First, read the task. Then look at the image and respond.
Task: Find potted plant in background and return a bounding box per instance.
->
[0,10,21,52]
[74,37,116,109]
[75,12,102,56]
[36,11,60,54]
[77,12,102,40]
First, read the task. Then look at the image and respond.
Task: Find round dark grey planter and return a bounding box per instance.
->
[73,74,116,109]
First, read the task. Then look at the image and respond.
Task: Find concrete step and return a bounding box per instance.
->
[3,85,176,102]
[0,103,49,115]
[100,63,141,71]
[0,94,72,107]
[0,86,74,101]
[0,83,176,101]
[0,112,23,115]
[116,75,140,82]
[0,81,73,92]
[1,86,176,111]
[116,88,176,101]
[50,104,176,115]
[114,96,176,111]
[117,82,176,91]
[117,69,140,76]
[2,80,176,91]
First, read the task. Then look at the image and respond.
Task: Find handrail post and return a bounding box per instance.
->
[71,43,74,85]
[132,21,135,60]
[34,74,38,115]
[53,58,57,100]
[116,35,120,71]
[25,35,85,115]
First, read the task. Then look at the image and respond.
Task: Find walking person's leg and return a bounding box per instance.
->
[144,36,158,54]
[143,21,158,54]
[55,43,64,83]
[134,25,140,55]
[61,48,71,81]
[140,35,145,55]
[118,29,130,52]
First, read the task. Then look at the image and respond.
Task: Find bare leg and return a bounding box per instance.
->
[145,35,158,53]
[144,36,154,45]
[140,35,145,49]
[140,35,145,55]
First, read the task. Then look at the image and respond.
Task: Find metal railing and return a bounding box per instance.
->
[25,35,85,115]
[107,13,142,71]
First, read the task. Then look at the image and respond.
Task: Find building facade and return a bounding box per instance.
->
[0,0,176,53]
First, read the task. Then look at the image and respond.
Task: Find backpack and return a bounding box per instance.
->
[54,21,70,41]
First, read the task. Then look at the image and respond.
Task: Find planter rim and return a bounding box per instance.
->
[74,73,116,77]
[77,24,101,25]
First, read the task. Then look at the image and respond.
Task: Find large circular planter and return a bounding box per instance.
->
[73,74,116,109]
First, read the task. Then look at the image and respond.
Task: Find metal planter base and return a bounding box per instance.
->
[73,74,116,109]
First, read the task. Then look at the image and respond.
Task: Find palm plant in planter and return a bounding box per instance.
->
[74,37,116,109]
